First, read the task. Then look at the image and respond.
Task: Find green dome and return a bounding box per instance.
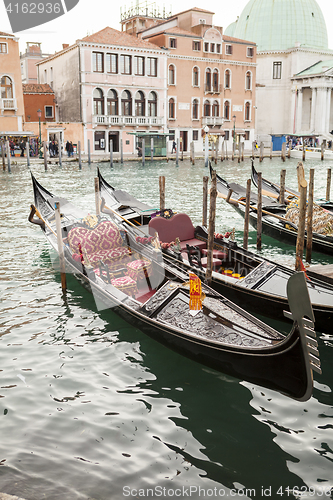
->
[225,0,328,51]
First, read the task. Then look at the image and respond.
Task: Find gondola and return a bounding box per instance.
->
[29,174,321,401]
[97,169,333,334]
[212,164,333,257]
[251,163,333,212]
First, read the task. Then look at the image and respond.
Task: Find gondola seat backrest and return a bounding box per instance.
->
[67,220,131,265]
[148,213,206,251]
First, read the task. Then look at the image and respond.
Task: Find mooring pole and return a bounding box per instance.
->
[279,169,286,204]
[295,179,307,271]
[151,137,154,162]
[243,179,251,249]
[142,138,145,166]
[6,141,11,173]
[1,140,5,171]
[43,142,47,171]
[88,139,91,165]
[110,139,113,168]
[202,176,208,227]
[321,142,324,161]
[55,201,67,294]
[176,138,179,166]
[257,171,262,250]
[120,139,123,164]
[205,169,217,286]
[326,168,331,201]
[306,169,314,263]
[95,177,100,216]
[58,139,62,167]
[78,141,82,170]
[159,175,165,211]
[26,141,30,167]
[281,141,286,162]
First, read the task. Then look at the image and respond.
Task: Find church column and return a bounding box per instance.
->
[315,87,327,134]
[291,88,297,134]
[310,87,317,132]
[325,87,331,134]
[296,88,303,134]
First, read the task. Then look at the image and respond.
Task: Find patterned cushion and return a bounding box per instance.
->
[127,259,152,281]
[111,275,138,297]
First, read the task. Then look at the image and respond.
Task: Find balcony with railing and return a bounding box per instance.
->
[202,116,224,127]
[0,98,17,111]
[204,84,223,94]
[93,115,164,127]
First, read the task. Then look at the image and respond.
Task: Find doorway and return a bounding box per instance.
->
[109,132,119,152]
[180,130,188,152]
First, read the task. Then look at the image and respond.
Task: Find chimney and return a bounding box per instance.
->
[62,44,69,49]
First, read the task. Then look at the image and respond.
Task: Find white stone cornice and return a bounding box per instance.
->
[79,41,166,56]
[168,52,256,67]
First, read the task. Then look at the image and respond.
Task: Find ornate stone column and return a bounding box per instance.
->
[310,87,317,132]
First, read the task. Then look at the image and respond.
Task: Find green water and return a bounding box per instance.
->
[0,158,332,500]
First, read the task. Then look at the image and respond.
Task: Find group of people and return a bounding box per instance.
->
[48,140,59,157]
[65,140,74,157]
[8,140,26,157]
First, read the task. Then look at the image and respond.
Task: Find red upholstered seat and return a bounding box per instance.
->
[68,220,131,266]
[148,213,206,250]
[127,259,152,281]
[201,248,228,260]
[111,275,137,297]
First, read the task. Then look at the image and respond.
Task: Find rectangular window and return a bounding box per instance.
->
[245,131,250,140]
[106,53,118,73]
[45,106,53,118]
[210,43,215,52]
[0,43,8,53]
[193,130,199,141]
[147,57,157,77]
[134,56,145,75]
[44,69,47,83]
[170,38,177,48]
[224,131,230,140]
[216,44,221,53]
[204,42,209,52]
[193,41,201,51]
[247,47,254,57]
[93,52,104,72]
[120,55,131,74]
[168,129,175,140]
[273,61,282,79]
[225,45,233,55]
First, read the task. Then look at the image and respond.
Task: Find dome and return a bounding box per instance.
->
[226,0,328,51]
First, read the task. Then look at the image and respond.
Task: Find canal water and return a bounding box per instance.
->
[1,157,333,500]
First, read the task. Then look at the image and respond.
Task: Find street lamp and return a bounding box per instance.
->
[204,125,209,167]
[233,115,236,143]
[37,108,42,158]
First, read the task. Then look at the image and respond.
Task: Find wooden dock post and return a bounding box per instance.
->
[225,143,228,160]
[110,139,113,167]
[238,143,241,163]
[252,141,256,158]
[6,140,11,173]
[26,141,30,167]
[55,201,67,294]
[232,142,235,161]
[58,139,62,167]
[88,139,91,165]
[181,137,184,161]
[176,138,179,166]
[295,179,307,271]
[205,169,217,286]
[241,142,244,161]
[190,141,195,164]
[142,138,145,166]
[326,168,331,201]
[260,142,264,162]
[214,142,218,164]
[166,141,169,162]
[281,141,286,162]
[202,176,208,227]
[151,137,154,161]
[306,169,314,263]
[43,142,47,171]
[120,139,123,164]
[78,141,82,170]
[1,140,5,171]
[302,142,305,161]
[257,171,262,250]
[270,141,273,159]
[279,169,286,204]
[321,142,324,161]
[243,179,251,249]
[297,161,305,191]
[221,141,224,161]
[159,175,165,211]
[95,177,100,216]
[287,140,291,159]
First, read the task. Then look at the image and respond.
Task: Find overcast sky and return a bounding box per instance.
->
[1,0,333,54]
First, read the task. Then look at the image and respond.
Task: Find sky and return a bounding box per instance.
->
[1,0,333,54]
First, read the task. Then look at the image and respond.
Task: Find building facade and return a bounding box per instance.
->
[0,31,26,140]
[122,7,257,152]
[225,0,333,142]
[37,28,168,155]
[20,42,50,84]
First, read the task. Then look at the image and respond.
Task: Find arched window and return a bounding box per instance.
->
[107,89,118,115]
[169,98,175,119]
[213,69,219,92]
[93,88,104,115]
[225,69,231,89]
[135,91,145,116]
[148,91,157,117]
[0,76,13,98]
[204,99,211,117]
[212,100,219,117]
[245,101,251,121]
[205,68,211,92]
[192,99,199,120]
[224,100,230,120]
[121,90,132,116]
[246,71,252,90]
[193,66,199,87]
[169,64,175,85]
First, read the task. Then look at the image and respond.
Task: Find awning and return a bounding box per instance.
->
[0,131,35,137]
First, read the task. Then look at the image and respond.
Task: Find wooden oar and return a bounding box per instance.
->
[29,204,57,235]
[100,197,147,236]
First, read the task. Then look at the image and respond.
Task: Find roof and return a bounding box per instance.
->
[148,26,201,38]
[79,26,163,50]
[23,84,54,94]
[225,0,328,51]
[295,59,333,77]
[0,31,15,37]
